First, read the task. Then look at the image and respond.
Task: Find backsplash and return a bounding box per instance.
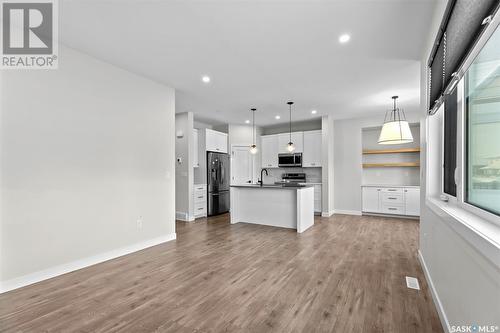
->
[262,167,322,183]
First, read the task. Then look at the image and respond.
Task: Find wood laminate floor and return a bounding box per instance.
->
[0,214,443,333]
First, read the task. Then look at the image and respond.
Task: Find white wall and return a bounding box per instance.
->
[175,112,194,221]
[362,125,420,186]
[0,46,176,290]
[333,113,420,213]
[262,119,321,135]
[419,1,500,330]
[322,116,335,215]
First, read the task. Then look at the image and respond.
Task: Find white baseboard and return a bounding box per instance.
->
[0,233,176,294]
[176,211,195,222]
[321,210,335,217]
[334,209,362,216]
[418,250,450,333]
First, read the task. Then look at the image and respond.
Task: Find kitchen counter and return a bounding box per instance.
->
[230,185,314,233]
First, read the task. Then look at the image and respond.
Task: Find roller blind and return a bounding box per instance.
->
[445,0,499,87]
[430,37,445,108]
[428,0,499,113]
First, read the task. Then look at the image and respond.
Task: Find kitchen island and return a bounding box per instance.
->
[230,184,314,233]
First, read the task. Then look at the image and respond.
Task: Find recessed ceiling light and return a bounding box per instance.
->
[201,76,210,83]
[311,110,317,114]
[275,115,281,120]
[245,120,250,124]
[339,34,350,44]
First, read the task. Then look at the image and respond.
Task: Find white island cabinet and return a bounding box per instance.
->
[230,185,315,233]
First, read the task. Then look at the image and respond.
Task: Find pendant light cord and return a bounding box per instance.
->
[288,102,293,142]
[253,109,255,144]
[251,108,256,145]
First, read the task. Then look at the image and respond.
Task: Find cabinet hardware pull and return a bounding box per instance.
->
[198,196,203,198]
[388,208,397,210]
[388,197,397,200]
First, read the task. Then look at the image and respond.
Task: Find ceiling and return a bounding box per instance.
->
[59,0,438,126]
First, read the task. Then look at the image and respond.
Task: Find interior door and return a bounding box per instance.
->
[231,146,253,184]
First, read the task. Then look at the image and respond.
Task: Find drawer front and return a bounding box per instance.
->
[194,200,206,210]
[194,192,206,203]
[380,187,403,194]
[194,206,207,217]
[314,199,322,212]
[381,204,404,215]
[194,185,206,192]
[381,193,403,204]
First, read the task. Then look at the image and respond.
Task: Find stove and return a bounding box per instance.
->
[276,173,306,184]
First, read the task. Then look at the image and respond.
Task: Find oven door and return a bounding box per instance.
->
[278,154,295,167]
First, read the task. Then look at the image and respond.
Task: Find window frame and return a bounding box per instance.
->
[440,90,458,200]
[459,72,500,225]
[429,13,500,228]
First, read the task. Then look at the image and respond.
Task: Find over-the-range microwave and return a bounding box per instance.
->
[278,153,302,167]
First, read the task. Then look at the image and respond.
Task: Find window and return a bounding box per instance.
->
[465,26,500,216]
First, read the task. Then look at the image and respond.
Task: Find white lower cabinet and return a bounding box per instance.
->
[313,185,322,213]
[404,188,420,216]
[362,186,420,217]
[362,187,380,213]
[194,184,207,218]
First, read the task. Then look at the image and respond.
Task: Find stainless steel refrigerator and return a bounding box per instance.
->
[207,151,230,216]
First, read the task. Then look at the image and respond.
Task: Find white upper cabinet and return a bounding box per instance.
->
[302,130,322,167]
[261,131,320,168]
[193,129,199,168]
[206,129,228,153]
[261,135,279,168]
[277,132,303,153]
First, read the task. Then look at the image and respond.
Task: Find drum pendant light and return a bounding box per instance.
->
[378,96,413,145]
[286,101,295,152]
[249,108,258,154]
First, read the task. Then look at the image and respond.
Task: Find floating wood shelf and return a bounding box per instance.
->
[363,148,421,154]
[363,162,420,168]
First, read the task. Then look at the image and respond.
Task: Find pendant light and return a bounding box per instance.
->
[286,101,295,152]
[378,96,413,145]
[249,108,258,154]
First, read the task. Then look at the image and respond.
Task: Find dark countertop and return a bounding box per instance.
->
[230,184,314,190]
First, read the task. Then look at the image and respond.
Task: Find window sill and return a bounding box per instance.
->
[426,197,500,269]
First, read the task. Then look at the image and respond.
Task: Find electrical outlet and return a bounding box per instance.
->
[137,216,143,229]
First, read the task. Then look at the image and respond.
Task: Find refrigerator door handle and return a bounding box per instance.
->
[220,161,225,185]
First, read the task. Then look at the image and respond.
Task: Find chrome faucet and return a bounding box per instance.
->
[259,168,269,187]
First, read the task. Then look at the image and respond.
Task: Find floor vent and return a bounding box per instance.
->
[405,276,420,290]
